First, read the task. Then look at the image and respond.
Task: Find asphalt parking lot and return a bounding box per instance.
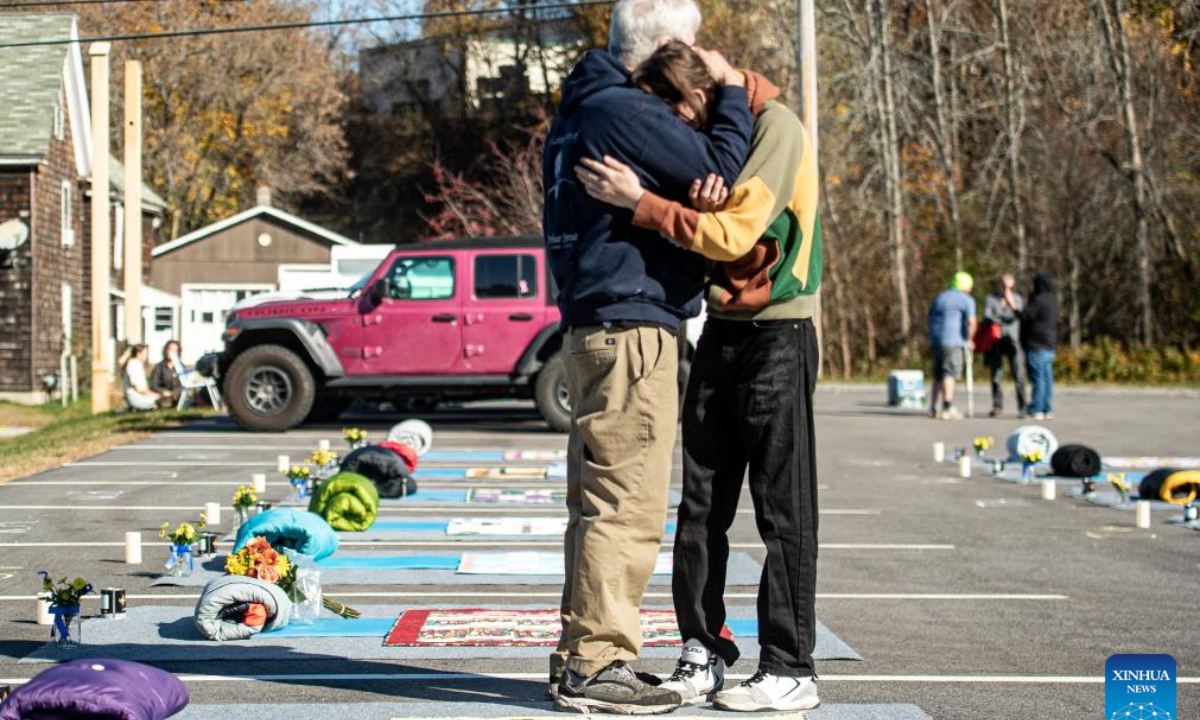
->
[0,385,1197,720]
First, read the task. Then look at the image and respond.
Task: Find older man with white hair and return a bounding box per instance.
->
[542,0,753,714]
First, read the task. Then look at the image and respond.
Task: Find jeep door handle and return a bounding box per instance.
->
[509,314,534,322]
[432,314,458,324]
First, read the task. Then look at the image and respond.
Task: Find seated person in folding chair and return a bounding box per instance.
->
[124,344,170,411]
[152,340,211,409]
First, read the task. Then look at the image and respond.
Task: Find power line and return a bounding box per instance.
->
[0,0,613,48]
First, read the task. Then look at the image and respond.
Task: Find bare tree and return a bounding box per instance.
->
[1094,0,1153,344]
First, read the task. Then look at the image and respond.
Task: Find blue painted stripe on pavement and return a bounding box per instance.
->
[424,451,504,462]
[316,556,461,570]
[725,618,758,637]
[258,618,394,639]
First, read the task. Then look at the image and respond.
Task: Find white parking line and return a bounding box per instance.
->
[0,591,1067,602]
[0,505,881,517]
[0,540,937,550]
[1,672,1189,685]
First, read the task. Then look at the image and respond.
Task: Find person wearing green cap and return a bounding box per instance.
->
[927,272,977,420]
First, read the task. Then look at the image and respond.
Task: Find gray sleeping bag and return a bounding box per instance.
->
[193,575,292,641]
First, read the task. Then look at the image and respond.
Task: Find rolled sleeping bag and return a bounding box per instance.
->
[0,658,189,720]
[388,419,433,456]
[340,445,418,499]
[233,508,339,561]
[1050,444,1102,478]
[1139,468,1200,506]
[308,471,380,532]
[379,440,419,473]
[1006,425,1059,461]
[194,575,292,641]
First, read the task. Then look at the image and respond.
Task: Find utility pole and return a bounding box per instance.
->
[797,0,822,371]
[123,60,143,345]
[89,43,112,414]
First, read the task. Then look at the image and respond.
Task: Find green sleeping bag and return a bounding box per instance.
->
[308,471,380,532]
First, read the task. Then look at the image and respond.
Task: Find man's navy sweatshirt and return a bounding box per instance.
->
[542,50,752,331]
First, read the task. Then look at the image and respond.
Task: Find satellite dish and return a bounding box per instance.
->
[0,218,29,251]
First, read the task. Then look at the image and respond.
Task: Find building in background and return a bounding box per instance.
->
[0,14,163,404]
[149,196,360,362]
[359,21,580,117]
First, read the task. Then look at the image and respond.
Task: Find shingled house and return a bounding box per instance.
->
[0,14,164,403]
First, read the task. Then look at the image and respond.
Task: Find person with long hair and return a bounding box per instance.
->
[122,344,169,410]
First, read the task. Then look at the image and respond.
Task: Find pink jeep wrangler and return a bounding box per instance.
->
[213,236,576,432]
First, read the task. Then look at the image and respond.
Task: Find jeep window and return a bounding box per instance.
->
[386,256,455,300]
[474,254,537,300]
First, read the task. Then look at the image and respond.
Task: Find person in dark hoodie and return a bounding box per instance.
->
[1021,272,1059,420]
[542,0,753,714]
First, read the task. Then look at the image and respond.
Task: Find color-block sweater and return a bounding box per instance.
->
[631,74,822,321]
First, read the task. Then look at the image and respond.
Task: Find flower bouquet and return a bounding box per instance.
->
[160,516,205,577]
[973,436,995,459]
[285,465,311,502]
[1107,472,1130,503]
[1020,449,1045,484]
[39,573,92,647]
[225,537,360,620]
[309,449,339,483]
[231,485,258,530]
[344,427,369,450]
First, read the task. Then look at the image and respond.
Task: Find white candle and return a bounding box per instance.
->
[251,473,267,493]
[277,455,290,474]
[124,531,142,564]
[204,502,221,526]
[37,593,53,625]
[958,456,972,478]
[319,439,331,452]
[933,442,945,463]
[1040,480,1056,501]
[1135,501,1152,529]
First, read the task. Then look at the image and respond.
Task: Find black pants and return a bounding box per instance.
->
[672,318,820,677]
[987,337,1026,412]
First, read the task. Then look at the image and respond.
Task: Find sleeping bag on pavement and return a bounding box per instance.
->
[308,471,379,532]
[1139,468,1200,506]
[0,658,189,720]
[194,575,292,641]
[340,445,417,498]
[1050,445,1102,478]
[233,508,339,560]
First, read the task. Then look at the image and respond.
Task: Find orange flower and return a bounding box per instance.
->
[256,564,281,583]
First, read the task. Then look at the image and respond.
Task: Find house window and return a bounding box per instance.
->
[474,254,537,299]
[53,99,64,141]
[154,307,173,333]
[60,182,74,247]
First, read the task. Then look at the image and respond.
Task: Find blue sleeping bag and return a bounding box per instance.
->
[233,508,339,560]
[0,658,189,720]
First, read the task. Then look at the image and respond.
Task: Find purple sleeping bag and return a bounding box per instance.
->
[0,658,188,720]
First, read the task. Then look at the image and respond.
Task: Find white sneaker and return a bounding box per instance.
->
[714,671,820,712]
[659,640,724,706]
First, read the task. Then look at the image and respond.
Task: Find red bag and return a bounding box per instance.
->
[380,441,419,473]
[973,320,1002,353]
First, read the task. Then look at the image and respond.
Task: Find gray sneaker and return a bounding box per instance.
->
[658,640,724,706]
[554,662,682,715]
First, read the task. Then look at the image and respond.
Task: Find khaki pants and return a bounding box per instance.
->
[551,324,679,678]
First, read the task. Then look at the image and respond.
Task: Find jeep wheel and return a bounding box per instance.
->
[225,345,316,432]
[535,354,571,433]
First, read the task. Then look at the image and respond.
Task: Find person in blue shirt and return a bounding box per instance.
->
[928,272,978,420]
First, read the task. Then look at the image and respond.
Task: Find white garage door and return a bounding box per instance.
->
[181,284,273,363]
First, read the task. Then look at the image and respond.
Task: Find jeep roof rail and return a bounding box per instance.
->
[401,235,543,251]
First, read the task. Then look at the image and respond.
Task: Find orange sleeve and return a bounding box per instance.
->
[632,192,700,250]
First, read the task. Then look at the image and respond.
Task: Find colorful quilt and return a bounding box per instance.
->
[384,608,730,647]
